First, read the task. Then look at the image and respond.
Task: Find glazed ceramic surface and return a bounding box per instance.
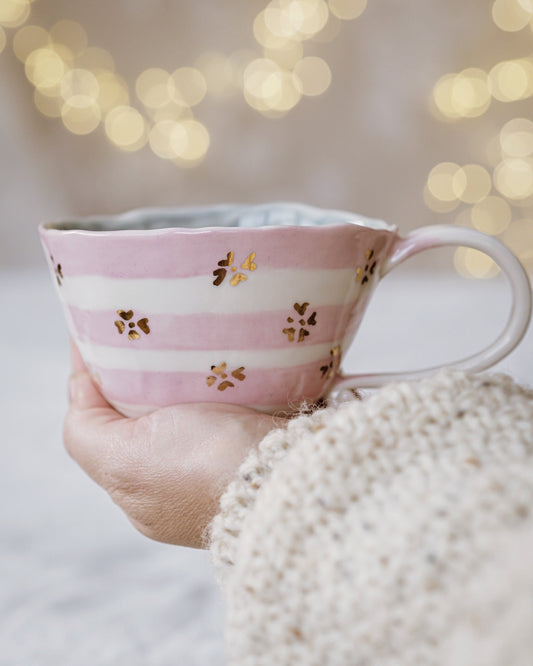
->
[39,203,531,417]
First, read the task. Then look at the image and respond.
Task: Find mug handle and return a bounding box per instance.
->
[331,224,532,391]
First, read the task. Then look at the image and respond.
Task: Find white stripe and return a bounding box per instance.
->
[60,269,360,314]
[77,340,335,372]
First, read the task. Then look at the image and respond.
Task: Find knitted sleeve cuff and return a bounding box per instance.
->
[208,404,338,582]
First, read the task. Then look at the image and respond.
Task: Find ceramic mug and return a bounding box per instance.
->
[39,203,531,416]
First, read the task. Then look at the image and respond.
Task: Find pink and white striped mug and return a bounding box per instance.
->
[39,203,531,417]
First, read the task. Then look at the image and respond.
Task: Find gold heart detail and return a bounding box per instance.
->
[206,376,216,386]
[114,320,125,334]
[294,302,309,316]
[218,380,235,391]
[128,330,140,340]
[137,318,150,334]
[213,268,226,286]
[231,366,246,381]
[283,327,296,342]
[211,362,227,375]
[307,312,317,326]
[241,252,257,271]
[230,273,247,286]
[218,252,234,267]
[117,309,134,320]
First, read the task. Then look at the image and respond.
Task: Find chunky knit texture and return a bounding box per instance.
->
[210,371,533,666]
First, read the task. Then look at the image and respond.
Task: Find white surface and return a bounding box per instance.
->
[1,266,531,666]
[0,269,226,666]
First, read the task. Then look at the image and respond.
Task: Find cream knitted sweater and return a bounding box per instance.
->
[210,371,533,666]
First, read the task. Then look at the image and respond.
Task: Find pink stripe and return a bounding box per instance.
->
[92,361,334,408]
[69,304,357,350]
[40,226,394,278]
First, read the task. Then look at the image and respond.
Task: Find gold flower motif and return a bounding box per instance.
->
[114,309,150,340]
[320,344,342,379]
[206,362,246,390]
[356,248,377,285]
[283,302,317,342]
[213,251,257,286]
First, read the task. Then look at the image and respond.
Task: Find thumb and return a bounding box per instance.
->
[68,370,112,411]
[69,339,112,411]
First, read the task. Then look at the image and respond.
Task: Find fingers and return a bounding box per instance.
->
[69,340,114,412]
[65,341,126,484]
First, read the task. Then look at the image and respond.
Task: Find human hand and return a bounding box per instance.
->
[63,343,285,549]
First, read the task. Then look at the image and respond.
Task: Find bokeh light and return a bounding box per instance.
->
[136,68,172,109]
[311,12,341,41]
[95,71,129,111]
[271,0,329,40]
[454,247,499,279]
[500,117,533,157]
[12,24,48,61]
[150,101,193,123]
[49,20,87,55]
[453,164,492,203]
[168,66,207,107]
[432,69,491,120]
[263,38,303,69]
[492,0,532,31]
[254,10,289,49]
[293,55,331,95]
[25,47,67,93]
[494,157,533,200]
[105,105,147,151]
[61,101,101,135]
[328,0,367,21]
[0,0,31,29]
[76,46,115,72]
[1,0,405,171]
[61,68,99,108]
[423,185,460,212]
[470,195,512,235]
[172,119,210,163]
[488,58,533,102]
[244,57,301,114]
[148,119,181,159]
[503,219,533,266]
[426,162,462,201]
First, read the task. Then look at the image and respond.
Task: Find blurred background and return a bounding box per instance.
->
[0,0,532,275]
[1,2,533,664]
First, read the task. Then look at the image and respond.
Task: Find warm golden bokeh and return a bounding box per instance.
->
[0,0,31,29]
[1,0,531,278]
[426,0,533,277]
[1,0,371,170]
